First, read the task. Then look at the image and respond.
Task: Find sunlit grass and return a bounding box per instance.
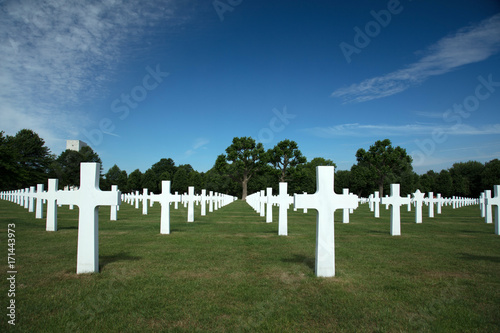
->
[1,199,499,332]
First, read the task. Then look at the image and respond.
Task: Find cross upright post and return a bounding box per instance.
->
[276,182,291,236]
[142,188,149,215]
[35,184,44,219]
[487,185,500,235]
[185,186,196,222]
[201,189,207,216]
[427,192,435,218]
[259,190,266,217]
[56,163,121,274]
[381,184,410,236]
[110,185,119,221]
[266,187,273,223]
[373,191,380,218]
[44,179,59,232]
[484,190,493,224]
[151,180,181,234]
[413,190,425,223]
[294,166,358,277]
[342,189,350,223]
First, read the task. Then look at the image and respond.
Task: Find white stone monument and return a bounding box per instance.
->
[56,163,121,274]
[381,184,410,236]
[294,166,358,277]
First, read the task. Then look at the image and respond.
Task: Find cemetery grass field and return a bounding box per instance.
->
[1,200,500,332]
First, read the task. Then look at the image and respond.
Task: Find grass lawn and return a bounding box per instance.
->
[1,198,499,332]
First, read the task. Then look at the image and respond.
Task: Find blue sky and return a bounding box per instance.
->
[1,0,500,175]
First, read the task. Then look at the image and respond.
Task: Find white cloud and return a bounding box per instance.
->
[303,123,500,138]
[184,137,209,157]
[332,13,500,103]
[0,0,183,153]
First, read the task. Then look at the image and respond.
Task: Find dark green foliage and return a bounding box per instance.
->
[51,146,101,188]
[0,129,53,190]
[127,169,143,192]
[355,139,413,197]
[101,164,128,191]
[267,139,307,182]
[219,137,267,199]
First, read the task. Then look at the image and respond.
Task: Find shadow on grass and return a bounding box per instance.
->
[459,253,500,263]
[100,252,141,270]
[282,254,315,272]
[58,226,78,230]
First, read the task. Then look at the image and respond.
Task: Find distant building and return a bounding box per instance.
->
[66,140,88,152]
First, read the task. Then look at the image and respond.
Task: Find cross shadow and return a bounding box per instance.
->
[100,252,141,270]
[58,226,78,230]
[281,254,315,271]
[459,253,500,263]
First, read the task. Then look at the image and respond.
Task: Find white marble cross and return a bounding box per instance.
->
[381,184,410,236]
[110,185,119,221]
[484,190,493,224]
[266,187,273,223]
[151,180,181,234]
[200,189,207,216]
[276,182,291,236]
[487,185,500,235]
[44,179,59,232]
[436,193,443,214]
[426,192,435,218]
[142,188,149,215]
[56,163,121,274]
[373,191,380,218]
[413,190,425,223]
[185,186,196,222]
[135,191,140,209]
[259,190,266,217]
[35,184,44,219]
[208,191,214,212]
[342,189,351,223]
[294,166,358,277]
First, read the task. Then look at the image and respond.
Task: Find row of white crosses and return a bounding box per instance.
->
[0,163,121,274]
[246,183,294,236]
[122,186,236,224]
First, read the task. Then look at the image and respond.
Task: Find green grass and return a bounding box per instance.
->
[1,199,499,332]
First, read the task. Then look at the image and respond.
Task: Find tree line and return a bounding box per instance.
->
[1,129,499,199]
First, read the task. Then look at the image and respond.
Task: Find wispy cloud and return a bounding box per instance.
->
[0,0,183,151]
[303,123,500,138]
[185,137,209,156]
[332,13,500,103]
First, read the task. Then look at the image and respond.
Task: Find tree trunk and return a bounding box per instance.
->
[242,177,249,200]
[379,182,384,198]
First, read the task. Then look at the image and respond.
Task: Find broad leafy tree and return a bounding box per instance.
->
[218,137,267,199]
[52,146,101,188]
[102,164,128,191]
[482,159,500,191]
[127,169,143,192]
[267,139,306,182]
[355,139,413,197]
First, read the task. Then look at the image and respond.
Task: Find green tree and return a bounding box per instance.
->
[355,139,413,197]
[142,169,158,193]
[0,131,18,190]
[127,169,143,192]
[3,129,53,189]
[290,157,336,194]
[482,159,500,191]
[449,161,484,197]
[103,164,128,191]
[267,139,306,182]
[218,137,267,200]
[172,167,189,193]
[52,146,101,188]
